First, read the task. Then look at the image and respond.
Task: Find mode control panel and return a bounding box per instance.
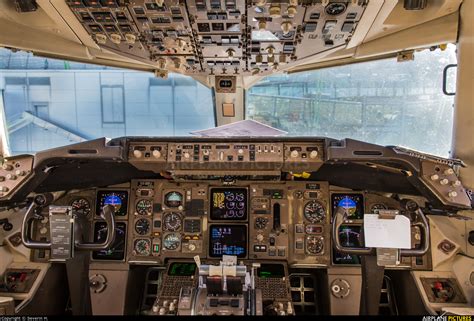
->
[168,142,284,168]
[127,141,326,173]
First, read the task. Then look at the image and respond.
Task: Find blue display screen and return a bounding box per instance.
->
[209,225,247,258]
[96,190,129,216]
[331,193,364,220]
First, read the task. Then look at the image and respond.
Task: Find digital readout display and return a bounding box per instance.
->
[210,188,247,220]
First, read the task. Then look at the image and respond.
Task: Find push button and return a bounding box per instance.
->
[278,248,286,257]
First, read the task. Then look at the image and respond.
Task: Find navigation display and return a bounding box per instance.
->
[92,222,127,261]
[209,225,247,258]
[332,225,363,265]
[96,190,129,216]
[168,262,197,276]
[210,188,247,220]
[331,193,364,220]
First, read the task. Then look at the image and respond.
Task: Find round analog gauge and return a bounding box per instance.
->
[134,239,151,256]
[163,212,182,231]
[370,203,388,213]
[304,201,326,223]
[325,2,346,15]
[165,192,183,208]
[306,235,324,254]
[163,233,181,251]
[71,198,91,217]
[136,199,152,215]
[135,218,150,235]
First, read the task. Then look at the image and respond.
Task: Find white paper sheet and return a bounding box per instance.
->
[363,214,411,249]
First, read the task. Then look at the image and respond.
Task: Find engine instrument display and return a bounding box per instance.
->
[92,222,127,261]
[333,225,363,265]
[96,190,129,216]
[209,225,247,258]
[164,191,183,208]
[168,262,197,276]
[304,201,326,223]
[210,188,247,220]
[331,194,364,220]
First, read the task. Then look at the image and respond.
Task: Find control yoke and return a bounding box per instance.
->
[21,197,116,252]
[75,204,116,250]
[332,205,430,257]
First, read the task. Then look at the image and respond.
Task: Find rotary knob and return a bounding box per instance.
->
[110,33,121,44]
[255,217,268,229]
[440,178,449,185]
[309,150,318,159]
[15,170,25,176]
[152,150,161,158]
[2,164,13,171]
[448,191,458,198]
[290,150,299,158]
[430,174,439,181]
[183,152,190,159]
[256,234,264,242]
[6,174,16,180]
[133,149,143,158]
[188,243,196,251]
[269,4,281,18]
[40,227,48,235]
[444,168,454,175]
[287,6,297,17]
[125,34,136,44]
[281,21,292,35]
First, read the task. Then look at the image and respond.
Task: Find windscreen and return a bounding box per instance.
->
[246,45,457,158]
[0,48,215,155]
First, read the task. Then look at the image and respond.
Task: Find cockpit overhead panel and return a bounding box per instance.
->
[65,0,366,77]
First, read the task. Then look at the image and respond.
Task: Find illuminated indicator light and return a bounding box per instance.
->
[153,244,160,252]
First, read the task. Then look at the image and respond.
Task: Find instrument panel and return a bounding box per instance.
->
[31,180,431,271]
